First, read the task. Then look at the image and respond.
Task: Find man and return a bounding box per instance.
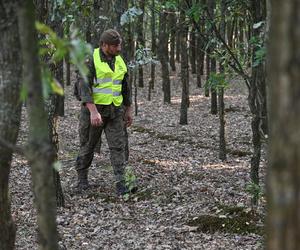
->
[75,29,134,195]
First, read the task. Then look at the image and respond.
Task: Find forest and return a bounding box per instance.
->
[0,0,299,249]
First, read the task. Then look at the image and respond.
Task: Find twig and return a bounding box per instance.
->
[0,137,25,156]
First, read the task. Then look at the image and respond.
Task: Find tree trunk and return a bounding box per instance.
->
[208,0,217,114]
[18,1,59,249]
[0,2,22,249]
[210,58,218,114]
[205,53,210,97]
[189,24,196,74]
[267,1,300,249]
[218,0,227,161]
[175,16,181,62]
[249,0,266,205]
[169,11,176,72]
[196,32,203,88]
[137,0,145,88]
[179,8,189,125]
[36,0,65,207]
[159,10,171,104]
[148,0,156,100]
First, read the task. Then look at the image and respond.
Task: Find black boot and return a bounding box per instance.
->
[116,181,138,196]
[76,171,89,190]
[116,181,129,196]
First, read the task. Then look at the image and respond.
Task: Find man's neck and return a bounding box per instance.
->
[101,49,113,60]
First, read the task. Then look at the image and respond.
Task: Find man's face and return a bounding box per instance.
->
[102,42,122,57]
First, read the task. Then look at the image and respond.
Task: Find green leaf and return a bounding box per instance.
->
[51,78,64,96]
[35,22,56,37]
[20,83,28,102]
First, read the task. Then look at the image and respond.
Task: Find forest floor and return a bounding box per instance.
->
[11,67,266,250]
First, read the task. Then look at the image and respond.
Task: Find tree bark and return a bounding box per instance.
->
[267,1,300,249]
[18,1,59,249]
[148,0,156,100]
[189,24,196,74]
[218,0,227,161]
[169,11,176,72]
[179,8,189,125]
[175,15,181,62]
[158,10,171,104]
[137,0,145,88]
[0,2,22,249]
[208,0,217,114]
[249,0,266,205]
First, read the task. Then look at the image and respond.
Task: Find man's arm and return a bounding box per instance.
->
[78,58,103,126]
[121,73,133,127]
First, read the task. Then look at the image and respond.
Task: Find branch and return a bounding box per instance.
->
[0,137,25,156]
[204,8,251,88]
[189,6,251,89]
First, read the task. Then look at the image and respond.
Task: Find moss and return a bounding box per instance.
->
[187,204,264,235]
[229,149,252,157]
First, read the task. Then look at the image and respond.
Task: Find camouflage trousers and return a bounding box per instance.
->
[76,105,126,183]
[94,118,129,162]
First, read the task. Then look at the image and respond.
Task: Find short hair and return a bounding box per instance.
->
[100,29,121,46]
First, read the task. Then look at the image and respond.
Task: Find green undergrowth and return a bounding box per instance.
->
[187,204,264,235]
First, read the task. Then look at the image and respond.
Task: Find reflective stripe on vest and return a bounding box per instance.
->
[92,88,121,96]
[92,48,127,106]
[93,78,122,86]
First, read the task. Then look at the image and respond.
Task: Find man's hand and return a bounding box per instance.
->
[86,103,103,126]
[90,111,103,126]
[124,106,133,127]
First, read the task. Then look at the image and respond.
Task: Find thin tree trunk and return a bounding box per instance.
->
[137,0,145,88]
[205,53,210,97]
[267,1,300,249]
[169,12,176,72]
[0,2,22,249]
[218,0,227,161]
[179,8,189,125]
[18,1,59,249]
[134,70,138,116]
[175,15,181,62]
[210,58,218,114]
[196,32,203,88]
[189,24,196,74]
[208,0,217,114]
[249,0,266,206]
[159,10,171,104]
[148,0,156,100]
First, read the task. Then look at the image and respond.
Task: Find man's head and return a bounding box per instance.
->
[100,29,122,57]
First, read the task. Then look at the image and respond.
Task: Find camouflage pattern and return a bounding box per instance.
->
[94,108,129,162]
[76,104,126,184]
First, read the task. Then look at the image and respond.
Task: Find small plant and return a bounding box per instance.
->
[246,182,262,205]
[205,72,229,92]
[124,166,137,193]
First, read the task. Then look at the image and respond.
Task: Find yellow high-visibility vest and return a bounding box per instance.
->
[92,48,127,106]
